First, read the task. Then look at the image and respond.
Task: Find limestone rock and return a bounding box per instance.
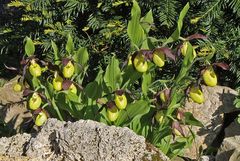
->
[216,121,240,161]
[0,76,31,134]
[0,155,30,161]
[0,102,32,134]
[229,147,240,161]
[0,118,170,161]
[0,133,31,157]
[0,76,23,105]
[183,85,238,159]
[200,155,215,161]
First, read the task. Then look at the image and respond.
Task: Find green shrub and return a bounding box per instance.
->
[1,0,239,89]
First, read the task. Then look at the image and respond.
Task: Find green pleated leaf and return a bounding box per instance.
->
[183,41,194,66]
[73,47,89,73]
[142,71,152,95]
[115,100,150,126]
[25,37,35,57]
[164,3,190,45]
[66,34,74,55]
[184,112,203,127]
[84,81,102,100]
[141,10,153,33]
[51,40,59,63]
[66,91,80,104]
[127,0,145,48]
[104,56,122,92]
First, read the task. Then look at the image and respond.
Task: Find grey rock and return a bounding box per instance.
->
[229,147,240,161]
[200,155,215,161]
[183,85,238,159]
[0,102,32,133]
[25,119,64,160]
[216,121,240,161]
[0,133,31,157]
[0,76,23,105]
[0,119,170,161]
[0,155,30,161]
[0,76,31,134]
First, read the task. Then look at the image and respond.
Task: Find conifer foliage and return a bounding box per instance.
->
[0,0,239,87]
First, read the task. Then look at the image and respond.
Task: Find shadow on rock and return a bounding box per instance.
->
[0,76,33,137]
[183,85,238,160]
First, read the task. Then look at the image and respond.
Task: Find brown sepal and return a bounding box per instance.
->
[186,33,207,41]
[62,58,71,66]
[62,80,73,90]
[23,88,34,97]
[115,89,125,96]
[154,47,176,62]
[106,101,116,109]
[212,62,229,70]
